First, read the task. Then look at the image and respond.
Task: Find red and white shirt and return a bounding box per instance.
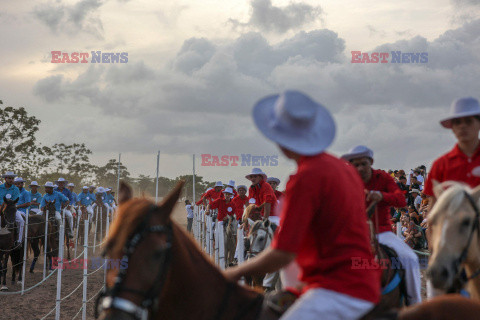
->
[209,198,236,221]
[272,153,380,304]
[248,180,277,216]
[364,169,406,233]
[424,143,480,196]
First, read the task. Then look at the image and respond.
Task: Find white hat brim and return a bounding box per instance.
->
[253,94,336,156]
[245,173,267,181]
[440,110,480,128]
[341,151,373,162]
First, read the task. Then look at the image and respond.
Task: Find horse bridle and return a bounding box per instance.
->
[95,205,173,320]
[450,191,480,292]
[247,224,273,258]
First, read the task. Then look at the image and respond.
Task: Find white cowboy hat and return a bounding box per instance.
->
[248,198,256,204]
[223,187,234,194]
[82,186,89,189]
[440,97,480,129]
[410,189,421,194]
[245,168,267,181]
[341,145,374,162]
[30,181,39,187]
[97,187,105,193]
[56,177,68,183]
[267,177,280,184]
[54,184,58,188]
[214,181,224,188]
[226,180,236,188]
[253,90,336,155]
[67,183,75,187]
[2,171,17,178]
[105,188,111,192]
[237,185,248,191]
[14,177,25,183]
[44,181,55,188]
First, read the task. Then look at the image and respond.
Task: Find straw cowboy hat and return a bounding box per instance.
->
[30,181,39,187]
[245,168,267,181]
[341,145,374,162]
[237,185,248,191]
[252,90,336,155]
[44,182,55,188]
[214,181,224,188]
[440,97,480,129]
[14,177,25,183]
[267,177,280,184]
[56,177,68,183]
[2,171,17,178]
[223,187,234,194]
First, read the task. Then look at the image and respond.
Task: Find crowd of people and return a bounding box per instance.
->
[0,172,117,244]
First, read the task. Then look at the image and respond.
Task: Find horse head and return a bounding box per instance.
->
[427,181,480,295]
[2,196,19,229]
[247,219,274,258]
[44,200,56,220]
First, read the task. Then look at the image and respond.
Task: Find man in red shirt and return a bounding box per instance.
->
[224,180,238,197]
[342,145,421,305]
[231,185,248,221]
[423,97,480,298]
[225,90,379,319]
[246,168,277,222]
[205,187,236,222]
[267,177,284,202]
[195,187,212,205]
[200,181,224,205]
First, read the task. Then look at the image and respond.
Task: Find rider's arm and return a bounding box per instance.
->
[263,202,271,219]
[380,174,407,208]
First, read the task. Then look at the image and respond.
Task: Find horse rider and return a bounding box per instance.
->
[54,178,74,238]
[231,185,249,221]
[195,187,212,206]
[246,168,278,224]
[0,171,23,245]
[14,177,31,220]
[205,187,237,224]
[40,181,70,231]
[29,181,43,215]
[224,180,238,197]
[200,182,225,206]
[342,145,421,305]
[78,186,95,219]
[105,188,116,211]
[67,182,78,207]
[423,97,480,298]
[225,90,380,319]
[88,185,96,201]
[267,177,284,201]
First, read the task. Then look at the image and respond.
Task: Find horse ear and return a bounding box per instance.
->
[471,184,480,202]
[159,180,185,217]
[248,218,254,228]
[119,181,133,204]
[263,219,270,228]
[432,180,446,199]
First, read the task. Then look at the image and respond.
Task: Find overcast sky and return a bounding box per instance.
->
[1,0,479,190]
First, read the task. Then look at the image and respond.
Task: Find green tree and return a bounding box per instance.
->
[95,159,130,189]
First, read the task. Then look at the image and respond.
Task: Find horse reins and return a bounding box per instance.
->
[95,205,173,320]
[451,191,480,291]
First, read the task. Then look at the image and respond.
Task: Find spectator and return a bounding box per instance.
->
[404,221,426,250]
[410,189,422,212]
[185,200,194,233]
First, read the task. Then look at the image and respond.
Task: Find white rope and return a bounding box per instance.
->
[0,269,58,295]
[86,262,106,276]
[60,278,84,301]
[40,305,56,320]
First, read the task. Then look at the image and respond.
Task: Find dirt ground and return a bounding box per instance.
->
[0,204,188,320]
[0,204,428,319]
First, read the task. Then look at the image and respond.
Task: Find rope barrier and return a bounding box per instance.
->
[86,262,106,276]
[0,269,58,295]
[86,238,107,248]
[39,304,56,320]
[60,278,84,302]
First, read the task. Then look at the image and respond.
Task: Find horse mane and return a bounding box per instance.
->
[429,181,472,225]
[242,204,257,224]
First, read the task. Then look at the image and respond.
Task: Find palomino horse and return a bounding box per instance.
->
[224,214,237,267]
[96,181,282,320]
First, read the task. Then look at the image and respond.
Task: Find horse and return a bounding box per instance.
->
[77,205,91,247]
[96,181,283,320]
[27,213,46,273]
[224,214,237,267]
[426,181,480,299]
[43,200,60,270]
[94,195,108,239]
[0,197,20,290]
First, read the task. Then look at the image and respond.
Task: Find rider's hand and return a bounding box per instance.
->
[366,190,383,202]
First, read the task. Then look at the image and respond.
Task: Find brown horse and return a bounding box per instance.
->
[27,213,46,273]
[0,197,20,290]
[43,201,61,270]
[97,181,274,320]
[77,205,91,246]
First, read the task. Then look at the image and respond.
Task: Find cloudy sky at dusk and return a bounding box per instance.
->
[1,0,479,189]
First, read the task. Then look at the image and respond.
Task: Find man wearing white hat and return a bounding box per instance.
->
[267,177,284,202]
[224,180,238,197]
[246,168,277,221]
[195,187,212,206]
[205,187,237,223]
[55,178,74,238]
[199,182,224,206]
[341,145,421,305]
[225,90,380,320]
[0,172,24,244]
[14,177,31,218]
[29,181,43,215]
[105,188,116,211]
[40,182,70,232]
[231,185,249,221]
[78,186,95,219]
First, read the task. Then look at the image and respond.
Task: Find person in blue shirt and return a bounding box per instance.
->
[78,186,95,219]
[92,186,108,212]
[67,183,78,204]
[54,178,74,238]
[88,185,96,202]
[0,171,24,244]
[105,188,116,211]
[14,177,31,218]
[29,181,43,215]
[41,181,71,237]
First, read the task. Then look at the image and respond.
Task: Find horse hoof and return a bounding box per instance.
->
[0,286,8,291]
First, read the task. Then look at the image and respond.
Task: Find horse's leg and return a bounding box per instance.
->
[30,239,40,273]
[66,234,71,261]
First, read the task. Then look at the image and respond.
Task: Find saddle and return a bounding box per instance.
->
[263,289,298,317]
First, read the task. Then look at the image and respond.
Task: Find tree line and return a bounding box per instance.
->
[0,101,213,200]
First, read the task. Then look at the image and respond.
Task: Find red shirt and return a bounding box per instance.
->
[272,153,380,304]
[231,195,248,220]
[274,190,284,201]
[209,198,236,221]
[201,188,224,204]
[424,143,480,196]
[248,180,277,216]
[364,169,406,234]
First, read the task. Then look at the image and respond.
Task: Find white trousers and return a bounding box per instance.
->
[378,231,422,305]
[30,208,42,215]
[64,210,74,234]
[15,211,25,243]
[281,288,374,320]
